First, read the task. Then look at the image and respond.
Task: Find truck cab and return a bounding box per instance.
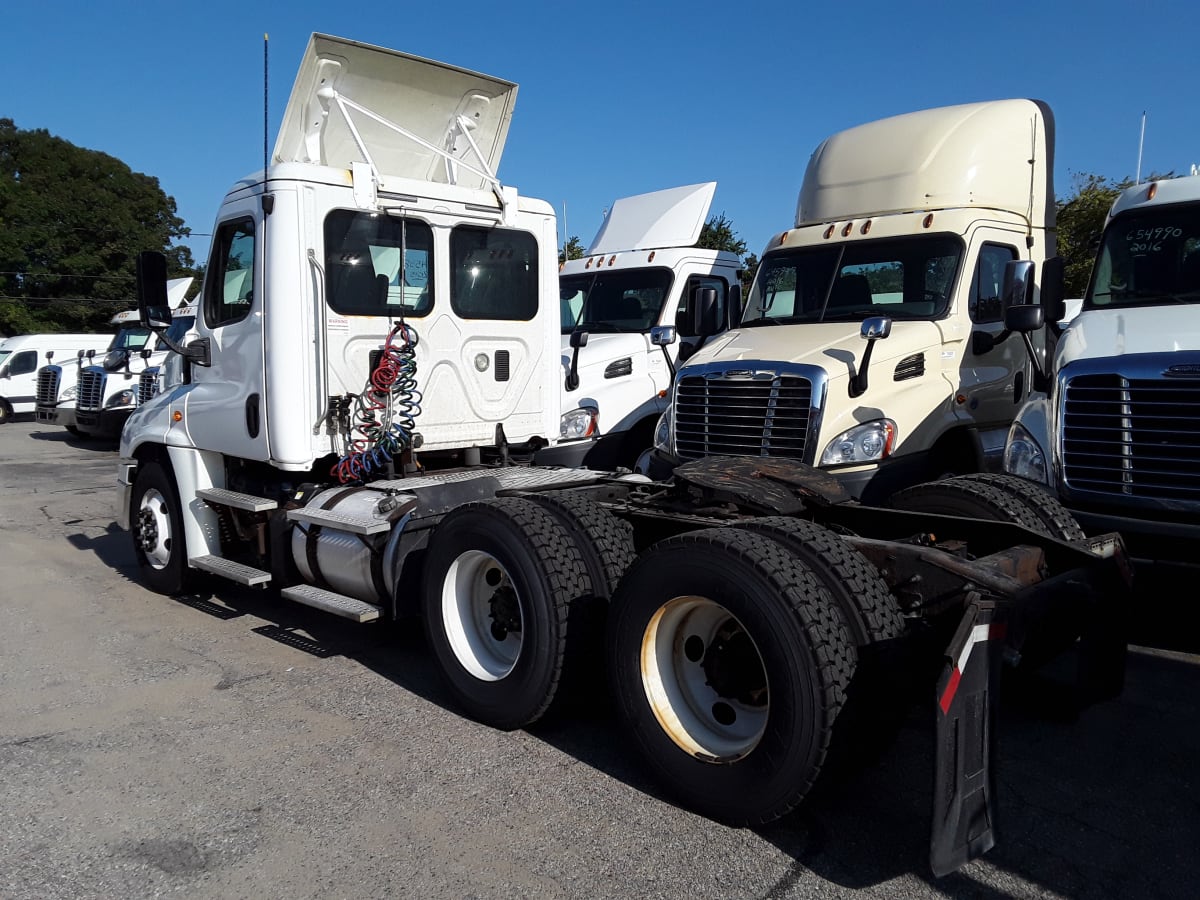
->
[1004,173,1200,565]
[73,286,196,439]
[649,100,1061,503]
[542,182,742,469]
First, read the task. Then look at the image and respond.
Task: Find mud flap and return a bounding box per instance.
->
[930,596,1003,877]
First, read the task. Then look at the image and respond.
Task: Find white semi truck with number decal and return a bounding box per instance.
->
[646,100,1067,505]
[542,182,742,469]
[117,34,1129,876]
[1004,173,1200,566]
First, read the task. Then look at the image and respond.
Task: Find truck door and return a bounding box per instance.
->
[185,208,269,460]
[958,241,1032,440]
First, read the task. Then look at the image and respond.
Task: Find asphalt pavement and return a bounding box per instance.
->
[1,418,1197,899]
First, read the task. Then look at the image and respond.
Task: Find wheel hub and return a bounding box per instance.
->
[137,507,159,552]
[488,583,521,640]
[701,622,768,707]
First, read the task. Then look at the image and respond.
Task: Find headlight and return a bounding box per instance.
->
[104,390,136,410]
[59,385,78,402]
[820,419,896,466]
[560,406,598,440]
[653,403,673,453]
[1003,422,1048,484]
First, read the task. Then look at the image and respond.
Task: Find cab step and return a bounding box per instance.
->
[281,584,381,623]
[190,554,272,586]
[197,488,278,513]
[287,507,392,535]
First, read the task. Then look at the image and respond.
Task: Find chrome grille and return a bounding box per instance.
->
[1062,373,1200,500]
[78,369,106,411]
[675,373,813,460]
[137,367,161,405]
[36,367,62,404]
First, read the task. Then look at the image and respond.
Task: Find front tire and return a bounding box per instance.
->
[421,498,592,730]
[0,399,12,425]
[607,528,855,826]
[130,460,192,595]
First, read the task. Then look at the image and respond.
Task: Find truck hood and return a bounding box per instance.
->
[681,321,943,382]
[1056,305,1200,369]
[560,332,647,383]
[274,33,516,190]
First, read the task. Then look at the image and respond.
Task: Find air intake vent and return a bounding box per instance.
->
[36,366,62,405]
[605,357,633,379]
[495,350,510,382]
[894,353,925,381]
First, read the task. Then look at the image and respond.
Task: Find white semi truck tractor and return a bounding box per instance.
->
[647,100,1066,504]
[542,183,742,469]
[1004,173,1200,567]
[118,35,1130,876]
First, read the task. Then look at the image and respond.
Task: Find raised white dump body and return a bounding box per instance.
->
[546,182,742,469]
[651,99,1059,503]
[1004,173,1200,563]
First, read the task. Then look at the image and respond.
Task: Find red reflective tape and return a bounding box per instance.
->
[939,667,962,715]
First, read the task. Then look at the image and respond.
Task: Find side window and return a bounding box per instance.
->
[450,226,538,320]
[324,210,434,316]
[205,218,256,328]
[677,276,728,336]
[10,351,37,376]
[969,243,1018,324]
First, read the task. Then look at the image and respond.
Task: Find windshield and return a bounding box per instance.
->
[108,327,152,352]
[560,268,674,334]
[1087,203,1200,310]
[741,235,962,326]
[0,350,10,372]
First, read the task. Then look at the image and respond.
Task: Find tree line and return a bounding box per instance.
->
[0,118,1162,336]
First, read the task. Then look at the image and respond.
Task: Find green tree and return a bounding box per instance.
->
[696,212,748,256]
[0,118,195,335]
[1056,170,1172,297]
[559,235,585,263]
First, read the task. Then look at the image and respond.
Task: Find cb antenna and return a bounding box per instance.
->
[1135,110,1146,185]
[263,33,270,175]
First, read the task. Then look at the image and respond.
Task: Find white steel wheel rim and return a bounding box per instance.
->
[441,549,524,681]
[641,595,769,761]
[138,487,173,570]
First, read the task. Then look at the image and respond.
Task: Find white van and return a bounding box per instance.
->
[0,333,112,423]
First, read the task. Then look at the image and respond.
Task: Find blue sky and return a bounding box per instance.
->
[5,1,1198,267]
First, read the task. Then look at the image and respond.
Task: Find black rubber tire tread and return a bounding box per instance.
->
[524,490,636,599]
[421,497,592,731]
[130,458,194,595]
[607,527,855,827]
[890,475,1047,531]
[951,473,1087,541]
[0,399,11,424]
[732,517,903,645]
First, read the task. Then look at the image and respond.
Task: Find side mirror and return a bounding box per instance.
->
[569,329,589,349]
[1001,260,1035,309]
[650,326,677,347]
[77,349,85,360]
[685,287,721,338]
[1004,304,1045,333]
[1040,256,1065,324]
[140,348,153,360]
[566,328,589,392]
[861,316,892,341]
[86,349,96,360]
[728,286,744,329]
[46,350,55,362]
[136,251,172,327]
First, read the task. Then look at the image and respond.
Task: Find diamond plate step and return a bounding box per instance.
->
[281,585,381,623]
[190,554,272,586]
[197,487,278,513]
[287,507,392,535]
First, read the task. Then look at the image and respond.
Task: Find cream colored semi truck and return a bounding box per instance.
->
[647,99,1067,504]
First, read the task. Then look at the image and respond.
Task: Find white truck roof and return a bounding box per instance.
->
[797,99,1054,230]
[273,33,517,191]
[1108,173,1200,218]
[587,182,718,254]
